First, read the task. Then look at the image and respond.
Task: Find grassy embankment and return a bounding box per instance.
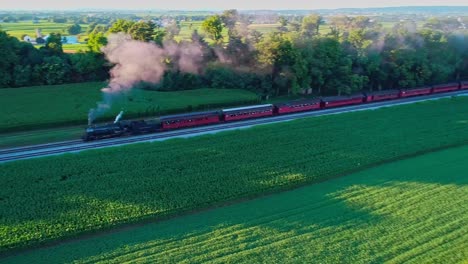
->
[3,144,467,263]
[0,82,259,134]
[1,96,467,253]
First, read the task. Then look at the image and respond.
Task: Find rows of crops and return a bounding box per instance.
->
[0,21,91,39]
[1,97,468,253]
[4,144,467,263]
[0,82,259,132]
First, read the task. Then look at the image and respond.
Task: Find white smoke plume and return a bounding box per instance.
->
[88,33,166,124]
[164,40,204,74]
[88,33,207,124]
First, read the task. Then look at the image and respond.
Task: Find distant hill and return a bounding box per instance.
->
[242,6,468,15]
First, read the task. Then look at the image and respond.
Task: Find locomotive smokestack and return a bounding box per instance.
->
[114,111,124,123]
[88,109,94,126]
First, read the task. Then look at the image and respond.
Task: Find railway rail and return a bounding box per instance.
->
[1,89,467,163]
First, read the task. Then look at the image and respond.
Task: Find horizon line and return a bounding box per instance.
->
[1,5,468,12]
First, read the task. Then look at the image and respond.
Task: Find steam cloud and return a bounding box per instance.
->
[88,33,204,125]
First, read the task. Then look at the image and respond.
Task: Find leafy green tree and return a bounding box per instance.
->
[257,33,307,95]
[70,52,107,82]
[41,56,70,85]
[87,31,107,53]
[0,30,19,87]
[13,65,32,87]
[202,15,224,43]
[299,37,366,95]
[128,21,156,42]
[301,14,322,38]
[279,16,288,27]
[348,29,372,55]
[44,33,63,55]
[278,16,289,32]
[66,23,82,35]
[153,28,166,46]
[221,9,239,35]
[424,17,461,33]
[108,19,135,33]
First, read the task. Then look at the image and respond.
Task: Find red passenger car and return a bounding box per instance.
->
[460,81,468,90]
[223,104,274,121]
[274,99,321,114]
[160,110,220,130]
[364,90,400,102]
[399,86,432,97]
[432,83,460,93]
[320,94,364,108]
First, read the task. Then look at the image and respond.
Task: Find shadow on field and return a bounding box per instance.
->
[1,97,468,258]
[3,144,467,263]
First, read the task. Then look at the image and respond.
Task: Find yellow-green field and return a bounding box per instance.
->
[3,137,467,263]
[1,96,467,254]
[0,82,259,133]
[0,20,90,40]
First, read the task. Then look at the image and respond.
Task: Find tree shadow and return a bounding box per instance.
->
[3,144,467,263]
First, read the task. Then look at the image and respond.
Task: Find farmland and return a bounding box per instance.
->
[0,82,259,133]
[1,96,468,253]
[3,143,467,263]
[1,19,329,44]
[0,20,91,40]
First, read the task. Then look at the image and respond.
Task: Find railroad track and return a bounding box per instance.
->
[1,90,467,163]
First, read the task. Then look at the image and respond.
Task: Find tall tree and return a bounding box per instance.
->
[44,33,63,55]
[66,23,82,35]
[0,30,19,87]
[87,31,107,53]
[128,21,157,42]
[301,14,322,38]
[108,19,135,34]
[202,15,224,43]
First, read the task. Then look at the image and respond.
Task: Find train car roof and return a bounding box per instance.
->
[222,104,273,113]
[160,110,220,121]
[321,94,364,102]
[274,98,321,107]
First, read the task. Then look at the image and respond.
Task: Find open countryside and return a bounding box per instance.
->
[0,83,258,132]
[1,96,468,253]
[4,143,467,263]
[1,3,467,263]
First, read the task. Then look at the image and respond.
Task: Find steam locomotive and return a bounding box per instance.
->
[83,81,468,141]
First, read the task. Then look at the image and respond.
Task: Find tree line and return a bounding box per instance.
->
[1,11,467,98]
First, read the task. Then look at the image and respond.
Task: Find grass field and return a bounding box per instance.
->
[3,144,467,263]
[0,127,84,149]
[61,43,89,53]
[1,96,468,253]
[2,20,332,45]
[0,82,259,133]
[0,20,90,39]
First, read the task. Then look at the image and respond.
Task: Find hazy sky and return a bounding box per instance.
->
[1,0,467,10]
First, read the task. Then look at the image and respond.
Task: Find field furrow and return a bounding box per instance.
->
[1,97,468,256]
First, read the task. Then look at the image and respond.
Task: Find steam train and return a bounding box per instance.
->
[83,81,468,141]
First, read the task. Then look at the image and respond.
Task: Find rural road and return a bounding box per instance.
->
[1,90,467,163]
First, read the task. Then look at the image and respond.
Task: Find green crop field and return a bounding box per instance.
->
[1,96,468,253]
[0,20,90,39]
[0,82,259,133]
[61,43,89,53]
[3,144,467,263]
